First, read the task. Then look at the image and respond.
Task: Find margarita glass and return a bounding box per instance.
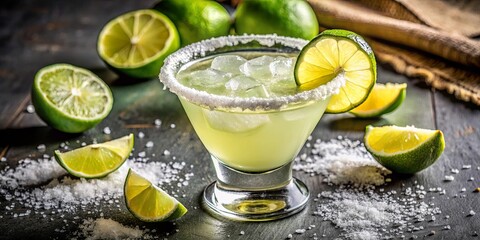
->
[160,35,343,221]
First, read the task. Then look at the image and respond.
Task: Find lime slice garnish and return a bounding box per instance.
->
[97,9,180,78]
[124,169,187,222]
[294,29,377,113]
[54,134,134,178]
[350,83,407,118]
[31,63,113,133]
[364,125,445,174]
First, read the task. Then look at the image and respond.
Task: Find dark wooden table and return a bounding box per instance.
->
[1,1,479,239]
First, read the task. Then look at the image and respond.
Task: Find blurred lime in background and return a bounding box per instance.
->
[154,0,231,46]
[235,0,319,40]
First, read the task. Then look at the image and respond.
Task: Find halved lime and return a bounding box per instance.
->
[364,125,445,174]
[54,134,134,178]
[294,29,376,113]
[31,64,113,133]
[350,83,407,118]
[124,169,187,222]
[97,9,180,78]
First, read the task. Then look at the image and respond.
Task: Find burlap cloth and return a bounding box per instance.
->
[308,0,480,106]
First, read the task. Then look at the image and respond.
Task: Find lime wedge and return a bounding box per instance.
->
[364,125,445,174]
[54,134,134,178]
[97,9,180,78]
[32,64,113,133]
[124,169,187,222]
[294,29,376,113]
[350,83,407,118]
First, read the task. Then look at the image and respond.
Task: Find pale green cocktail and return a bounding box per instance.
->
[160,35,343,221]
[177,52,330,172]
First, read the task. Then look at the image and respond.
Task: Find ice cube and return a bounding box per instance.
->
[269,57,294,80]
[211,55,247,74]
[225,75,261,91]
[239,56,276,80]
[187,68,231,89]
[203,110,270,133]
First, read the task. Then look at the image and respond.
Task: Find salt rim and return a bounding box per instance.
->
[159,34,345,111]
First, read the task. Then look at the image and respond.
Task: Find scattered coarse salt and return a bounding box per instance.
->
[163,150,171,156]
[462,165,471,169]
[145,141,154,148]
[170,124,176,129]
[103,127,111,135]
[461,188,466,192]
[451,169,459,174]
[293,137,391,186]
[468,210,476,216]
[1,157,6,162]
[37,144,46,151]
[26,104,35,113]
[77,218,149,239]
[138,132,145,139]
[468,177,474,181]
[444,175,454,181]
[154,119,162,127]
[138,151,146,157]
[0,153,192,213]
[315,186,440,240]
[239,231,245,235]
[295,229,306,234]
[443,225,451,230]
[287,233,293,239]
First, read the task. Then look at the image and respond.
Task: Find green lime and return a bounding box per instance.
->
[294,29,377,113]
[350,83,407,118]
[235,0,318,40]
[31,64,113,133]
[154,0,231,46]
[54,134,134,178]
[97,9,180,78]
[364,125,445,174]
[124,169,187,222]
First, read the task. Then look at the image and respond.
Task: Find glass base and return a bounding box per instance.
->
[202,157,309,221]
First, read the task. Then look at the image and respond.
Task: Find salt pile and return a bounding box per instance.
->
[0,155,192,214]
[77,218,151,240]
[293,136,391,186]
[293,136,443,240]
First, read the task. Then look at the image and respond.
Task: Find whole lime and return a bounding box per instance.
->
[154,0,231,46]
[235,0,319,40]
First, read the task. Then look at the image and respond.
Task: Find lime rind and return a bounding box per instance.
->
[294,29,377,113]
[350,83,407,118]
[32,64,113,133]
[54,134,134,178]
[364,125,445,174]
[97,9,180,78]
[124,169,187,222]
